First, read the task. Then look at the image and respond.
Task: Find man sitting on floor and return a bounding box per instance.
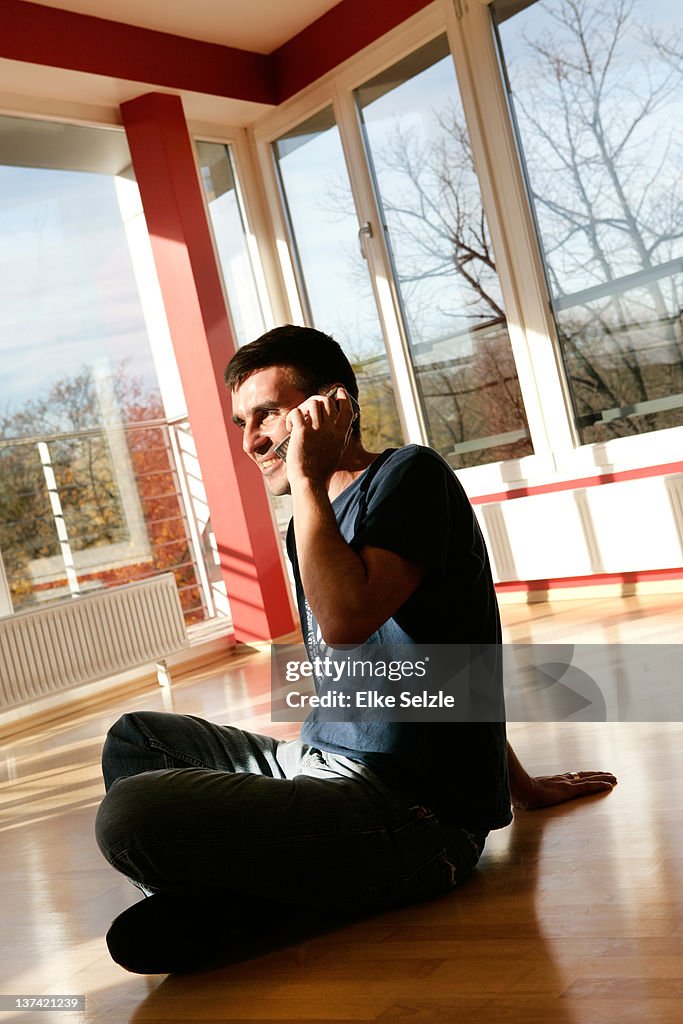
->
[95,325,616,974]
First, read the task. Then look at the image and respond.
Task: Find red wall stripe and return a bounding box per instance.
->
[3,0,275,104]
[271,0,436,102]
[495,567,683,592]
[470,460,683,506]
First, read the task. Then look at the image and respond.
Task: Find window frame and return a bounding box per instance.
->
[189,123,290,337]
[0,115,156,611]
[250,1,561,485]
[461,0,683,482]
[250,0,683,495]
[2,0,678,504]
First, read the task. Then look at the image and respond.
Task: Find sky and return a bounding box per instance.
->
[275,45,472,363]
[497,0,683,294]
[0,161,157,426]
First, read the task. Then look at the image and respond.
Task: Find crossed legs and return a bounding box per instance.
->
[96,711,485,972]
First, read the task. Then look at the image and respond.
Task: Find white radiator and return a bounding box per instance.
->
[0,574,189,710]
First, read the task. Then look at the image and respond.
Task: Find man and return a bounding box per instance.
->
[96,325,616,974]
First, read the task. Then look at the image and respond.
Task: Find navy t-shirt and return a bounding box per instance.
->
[286,445,512,831]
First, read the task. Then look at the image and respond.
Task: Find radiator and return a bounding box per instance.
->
[0,574,189,710]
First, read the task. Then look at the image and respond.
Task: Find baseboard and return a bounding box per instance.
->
[496,576,683,604]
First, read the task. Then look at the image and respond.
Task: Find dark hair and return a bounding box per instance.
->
[224,325,361,438]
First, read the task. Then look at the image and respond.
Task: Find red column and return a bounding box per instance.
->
[121,92,296,643]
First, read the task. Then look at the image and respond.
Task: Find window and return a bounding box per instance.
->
[356,35,533,469]
[272,106,403,452]
[196,141,266,346]
[495,0,683,443]
[0,116,207,621]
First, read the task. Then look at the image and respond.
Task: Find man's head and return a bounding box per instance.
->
[225,325,361,495]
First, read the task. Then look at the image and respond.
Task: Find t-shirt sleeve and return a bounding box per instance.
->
[351,446,457,570]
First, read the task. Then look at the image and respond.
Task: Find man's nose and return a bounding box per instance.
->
[242,422,257,455]
[243,422,270,457]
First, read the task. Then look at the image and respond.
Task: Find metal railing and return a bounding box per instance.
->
[0,418,215,625]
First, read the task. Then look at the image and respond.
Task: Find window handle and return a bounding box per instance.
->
[358,221,373,259]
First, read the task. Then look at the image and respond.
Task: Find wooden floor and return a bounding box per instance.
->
[1,594,682,1024]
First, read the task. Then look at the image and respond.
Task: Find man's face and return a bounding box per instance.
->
[231,366,308,496]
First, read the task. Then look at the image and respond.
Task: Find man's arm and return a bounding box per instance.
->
[288,408,618,802]
[291,475,425,644]
[286,395,426,645]
[507,741,617,809]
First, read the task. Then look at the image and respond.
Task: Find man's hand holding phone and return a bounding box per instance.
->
[282,385,358,489]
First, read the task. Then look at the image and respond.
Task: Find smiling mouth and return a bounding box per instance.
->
[257,456,281,473]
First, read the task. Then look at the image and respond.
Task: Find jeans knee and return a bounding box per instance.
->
[103,711,145,751]
[95,773,156,863]
[101,712,160,791]
[95,772,177,890]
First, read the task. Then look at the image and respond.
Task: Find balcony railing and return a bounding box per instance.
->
[0,418,218,626]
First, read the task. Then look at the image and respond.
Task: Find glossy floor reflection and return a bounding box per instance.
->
[1,595,682,1023]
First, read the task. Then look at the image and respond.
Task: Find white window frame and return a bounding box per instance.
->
[248,0,683,496]
[459,0,683,485]
[188,122,290,333]
[186,122,297,582]
[250,30,452,448]
[249,1,561,485]
[0,114,157,610]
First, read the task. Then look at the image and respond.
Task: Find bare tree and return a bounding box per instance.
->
[327,0,682,454]
[0,365,173,609]
[499,0,683,438]
[372,110,505,331]
[338,88,534,464]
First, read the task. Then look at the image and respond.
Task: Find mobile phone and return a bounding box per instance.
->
[273,383,360,461]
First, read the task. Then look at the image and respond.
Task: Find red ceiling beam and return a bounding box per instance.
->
[2,0,276,104]
[1,0,436,108]
[272,0,435,102]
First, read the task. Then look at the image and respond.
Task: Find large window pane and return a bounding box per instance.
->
[196,141,266,346]
[273,107,403,452]
[0,116,207,621]
[495,0,683,443]
[356,36,533,470]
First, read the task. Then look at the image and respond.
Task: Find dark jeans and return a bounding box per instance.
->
[95,711,486,913]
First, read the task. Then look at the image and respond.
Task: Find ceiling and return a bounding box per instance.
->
[1,0,433,129]
[24,0,343,54]
[0,57,272,129]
